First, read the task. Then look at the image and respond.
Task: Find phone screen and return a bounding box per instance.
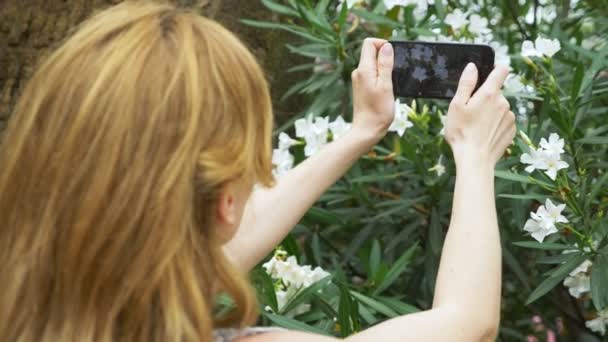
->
[390,41,495,99]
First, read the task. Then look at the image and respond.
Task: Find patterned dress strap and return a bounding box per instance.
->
[213,327,286,342]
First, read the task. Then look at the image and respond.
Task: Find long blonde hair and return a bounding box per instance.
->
[0,1,274,341]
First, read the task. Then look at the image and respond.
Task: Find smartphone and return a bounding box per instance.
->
[390,41,495,99]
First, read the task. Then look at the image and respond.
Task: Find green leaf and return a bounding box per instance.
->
[305,206,344,225]
[495,170,554,189]
[261,0,299,17]
[513,241,573,251]
[498,193,546,201]
[240,20,329,44]
[591,254,608,311]
[369,239,381,278]
[264,313,329,335]
[526,254,588,305]
[250,269,278,312]
[352,8,402,28]
[576,135,608,144]
[571,63,585,102]
[350,171,409,183]
[338,284,355,337]
[281,276,332,314]
[373,242,419,295]
[350,291,399,317]
[376,296,419,314]
[428,209,443,255]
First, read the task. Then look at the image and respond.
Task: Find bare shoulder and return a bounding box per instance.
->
[238,330,338,342]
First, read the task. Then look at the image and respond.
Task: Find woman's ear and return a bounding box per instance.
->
[216,182,238,226]
[214,180,253,242]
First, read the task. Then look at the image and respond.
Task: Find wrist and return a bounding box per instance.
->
[452,147,495,174]
[346,124,384,154]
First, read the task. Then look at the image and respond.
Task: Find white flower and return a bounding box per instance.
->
[538,199,569,225]
[542,152,569,180]
[570,259,592,276]
[521,37,561,58]
[520,147,548,173]
[534,37,561,57]
[524,216,558,243]
[468,14,490,36]
[388,99,414,137]
[428,155,446,177]
[445,9,468,30]
[383,0,408,10]
[504,74,526,93]
[520,133,569,180]
[278,132,298,150]
[523,199,567,242]
[439,113,447,135]
[521,40,541,57]
[563,273,590,298]
[490,42,511,66]
[539,133,565,156]
[586,310,608,336]
[272,148,294,177]
[339,0,364,9]
[295,115,329,157]
[263,253,331,290]
[329,116,351,141]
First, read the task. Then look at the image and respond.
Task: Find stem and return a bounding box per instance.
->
[505,0,530,40]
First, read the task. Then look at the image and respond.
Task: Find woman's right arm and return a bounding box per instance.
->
[346,64,514,342]
[249,63,515,342]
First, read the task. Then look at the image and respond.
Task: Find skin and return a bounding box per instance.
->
[216,38,516,342]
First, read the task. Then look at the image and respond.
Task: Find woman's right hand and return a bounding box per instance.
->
[444,63,516,168]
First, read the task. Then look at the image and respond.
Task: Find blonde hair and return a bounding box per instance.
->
[0,1,274,341]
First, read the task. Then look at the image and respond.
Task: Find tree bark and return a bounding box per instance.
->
[0,0,305,132]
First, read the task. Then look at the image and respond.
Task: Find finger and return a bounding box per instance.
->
[492,110,516,147]
[452,63,478,106]
[358,38,388,74]
[377,43,394,89]
[478,64,509,94]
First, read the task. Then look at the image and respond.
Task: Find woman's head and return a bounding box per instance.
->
[0,1,274,340]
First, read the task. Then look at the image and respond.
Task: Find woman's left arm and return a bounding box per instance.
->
[224,38,396,271]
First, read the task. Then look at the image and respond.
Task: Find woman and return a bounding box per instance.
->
[0,1,515,341]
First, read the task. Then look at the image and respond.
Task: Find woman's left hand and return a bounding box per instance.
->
[350,38,395,147]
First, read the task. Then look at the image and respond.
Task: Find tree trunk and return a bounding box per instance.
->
[0,0,305,132]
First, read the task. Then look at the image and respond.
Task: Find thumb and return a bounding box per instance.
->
[377,43,394,89]
[452,63,478,105]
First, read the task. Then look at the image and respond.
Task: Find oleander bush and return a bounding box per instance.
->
[244,1,608,340]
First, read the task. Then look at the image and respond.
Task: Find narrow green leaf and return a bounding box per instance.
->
[369,239,381,278]
[571,63,584,102]
[262,0,299,17]
[350,291,399,317]
[338,284,354,337]
[513,241,572,251]
[264,313,329,335]
[526,254,588,305]
[373,242,419,295]
[495,170,554,189]
[591,254,608,311]
[498,193,546,201]
[305,206,344,225]
[376,296,419,314]
[576,136,608,144]
[281,276,332,314]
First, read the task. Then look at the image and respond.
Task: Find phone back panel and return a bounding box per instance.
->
[390,41,495,99]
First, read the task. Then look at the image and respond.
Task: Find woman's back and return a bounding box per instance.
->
[0,1,274,341]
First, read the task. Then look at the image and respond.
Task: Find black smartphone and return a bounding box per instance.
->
[390,41,495,99]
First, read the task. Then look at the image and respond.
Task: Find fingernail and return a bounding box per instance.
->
[381,43,393,56]
[464,63,475,72]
